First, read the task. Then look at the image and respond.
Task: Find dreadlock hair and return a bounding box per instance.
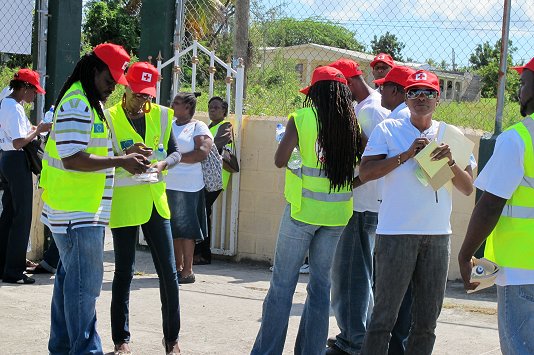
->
[208,96,229,116]
[303,80,363,192]
[53,52,109,124]
[173,92,202,116]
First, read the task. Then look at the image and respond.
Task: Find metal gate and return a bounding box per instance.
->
[154,40,244,256]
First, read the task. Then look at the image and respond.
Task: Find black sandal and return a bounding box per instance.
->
[2,275,36,284]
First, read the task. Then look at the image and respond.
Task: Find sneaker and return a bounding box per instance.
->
[299,263,310,274]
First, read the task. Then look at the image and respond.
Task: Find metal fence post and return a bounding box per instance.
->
[494,0,512,135]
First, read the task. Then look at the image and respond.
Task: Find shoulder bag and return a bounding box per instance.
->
[221,128,239,173]
[196,121,223,191]
[23,135,44,176]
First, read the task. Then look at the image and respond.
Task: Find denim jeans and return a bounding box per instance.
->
[331,211,377,354]
[111,206,180,345]
[48,226,105,355]
[251,205,344,355]
[361,234,450,355]
[497,284,534,355]
[0,151,33,280]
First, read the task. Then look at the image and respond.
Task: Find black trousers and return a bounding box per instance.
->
[0,150,33,280]
[194,189,222,262]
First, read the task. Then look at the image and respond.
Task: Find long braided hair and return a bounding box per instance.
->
[54,52,109,124]
[304,80,363,192]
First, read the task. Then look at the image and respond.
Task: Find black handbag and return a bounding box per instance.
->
[22,136,44,175]
[222,128,239,173]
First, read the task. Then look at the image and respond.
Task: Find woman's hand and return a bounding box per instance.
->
[125,142,153,158]
[151,160,168,174]
[431,143,453,164]
[403,137,429,159]
[35,122,52,134]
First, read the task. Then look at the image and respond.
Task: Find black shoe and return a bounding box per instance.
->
[178,273,195,284]
[327,337,337,348]
[2,274,35,284]
[325,343,350,355]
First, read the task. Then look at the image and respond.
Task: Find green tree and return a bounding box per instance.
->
[83,0,141,55]
[469,39,516,70]
[370,32,405,61]
[254,17,365,51]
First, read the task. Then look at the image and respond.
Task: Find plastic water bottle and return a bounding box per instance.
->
[275,123,302,169]
[43,106,54,123]
[154,143,166,161]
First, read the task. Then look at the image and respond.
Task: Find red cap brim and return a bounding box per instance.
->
[129,82,156,97]
[300,86,310,95]
[511,66,524,74]
[110,68,129,86]
[373,78,386,85]
[35,84,45,94]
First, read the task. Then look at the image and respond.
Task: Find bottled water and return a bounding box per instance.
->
[43,106,54,123]
[275,123,302,169]
[154,143,166,161]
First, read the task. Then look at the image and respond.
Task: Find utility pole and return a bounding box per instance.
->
[233,0,250,97]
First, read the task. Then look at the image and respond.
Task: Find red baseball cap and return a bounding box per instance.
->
[373,66,416,87]
[126,62,159,97]
[404,70,441,93]
[93,43,130,85]
[370,53,395,68]
[13,69,45,94]
[511,57,534,74]
[328,58,363,78]
[300,66,347,95]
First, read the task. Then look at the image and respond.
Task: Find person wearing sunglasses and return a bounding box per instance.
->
[358,70,475,355]
[104,62,182,355]
[458,57,534,354]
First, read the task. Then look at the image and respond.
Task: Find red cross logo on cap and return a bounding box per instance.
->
[378,55,385,60]
[122,61,129,70]
[141,72,153,82]
[415,72,427,81]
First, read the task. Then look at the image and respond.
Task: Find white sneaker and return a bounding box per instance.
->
[299,264,310,274]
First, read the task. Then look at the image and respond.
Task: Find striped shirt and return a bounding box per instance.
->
[41,97,115,234]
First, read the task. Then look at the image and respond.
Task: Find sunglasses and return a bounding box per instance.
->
[133,93,152,101]
[406,89,438,100]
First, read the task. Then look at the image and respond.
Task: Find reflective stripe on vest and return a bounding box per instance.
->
[283,107,353,227]
[39,82,110,213]
[106,103,172,227]
[485,115,534,270]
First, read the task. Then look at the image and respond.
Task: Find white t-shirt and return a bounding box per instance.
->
[363,117,475,235]
[353,91,390,212]
[0,98,32,151]
[166,119,213,192]
[474,125,534,286]
[389,102,411,121]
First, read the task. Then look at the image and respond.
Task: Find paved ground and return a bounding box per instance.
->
[0,229,501,355]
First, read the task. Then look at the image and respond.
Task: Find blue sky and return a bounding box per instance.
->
[255,0,534,67]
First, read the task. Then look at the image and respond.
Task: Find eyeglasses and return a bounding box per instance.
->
[133,93,152,101]
[406,89,438,100]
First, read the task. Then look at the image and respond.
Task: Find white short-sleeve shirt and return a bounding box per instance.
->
[0,98,32,151]
[363,117,475,235]
[166,119,213,192]
[353,91,390,212]
[474,123,534,286]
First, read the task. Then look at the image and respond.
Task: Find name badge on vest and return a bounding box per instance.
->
[120,139,134,151]
[93,123,104,133]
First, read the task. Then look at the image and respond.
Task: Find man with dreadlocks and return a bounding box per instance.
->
[40,43,150,354]
[251,66,364,355]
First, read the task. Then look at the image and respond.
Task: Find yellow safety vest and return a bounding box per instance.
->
[485,115,534,269]
[284,107,353,226]
[209,120,231,190]
[105,103,173,228]
[40,82,109,213]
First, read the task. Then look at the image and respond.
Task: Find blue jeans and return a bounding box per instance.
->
[497,284,534,355]
[361,234,450,355]
[331,211,377,354]
[251,205,344,355]
[111,206,180,345]
[48,226,105,355]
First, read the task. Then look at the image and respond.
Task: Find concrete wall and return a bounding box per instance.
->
[235,115,483,281]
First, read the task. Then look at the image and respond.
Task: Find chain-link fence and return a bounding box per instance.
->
[177,0,533,132]
[0,0,36,91]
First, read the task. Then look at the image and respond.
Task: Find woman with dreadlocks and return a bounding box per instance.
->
[251,66,364,355]
[40,43,149,354]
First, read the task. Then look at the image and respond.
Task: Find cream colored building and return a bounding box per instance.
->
[260,43,481,102]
